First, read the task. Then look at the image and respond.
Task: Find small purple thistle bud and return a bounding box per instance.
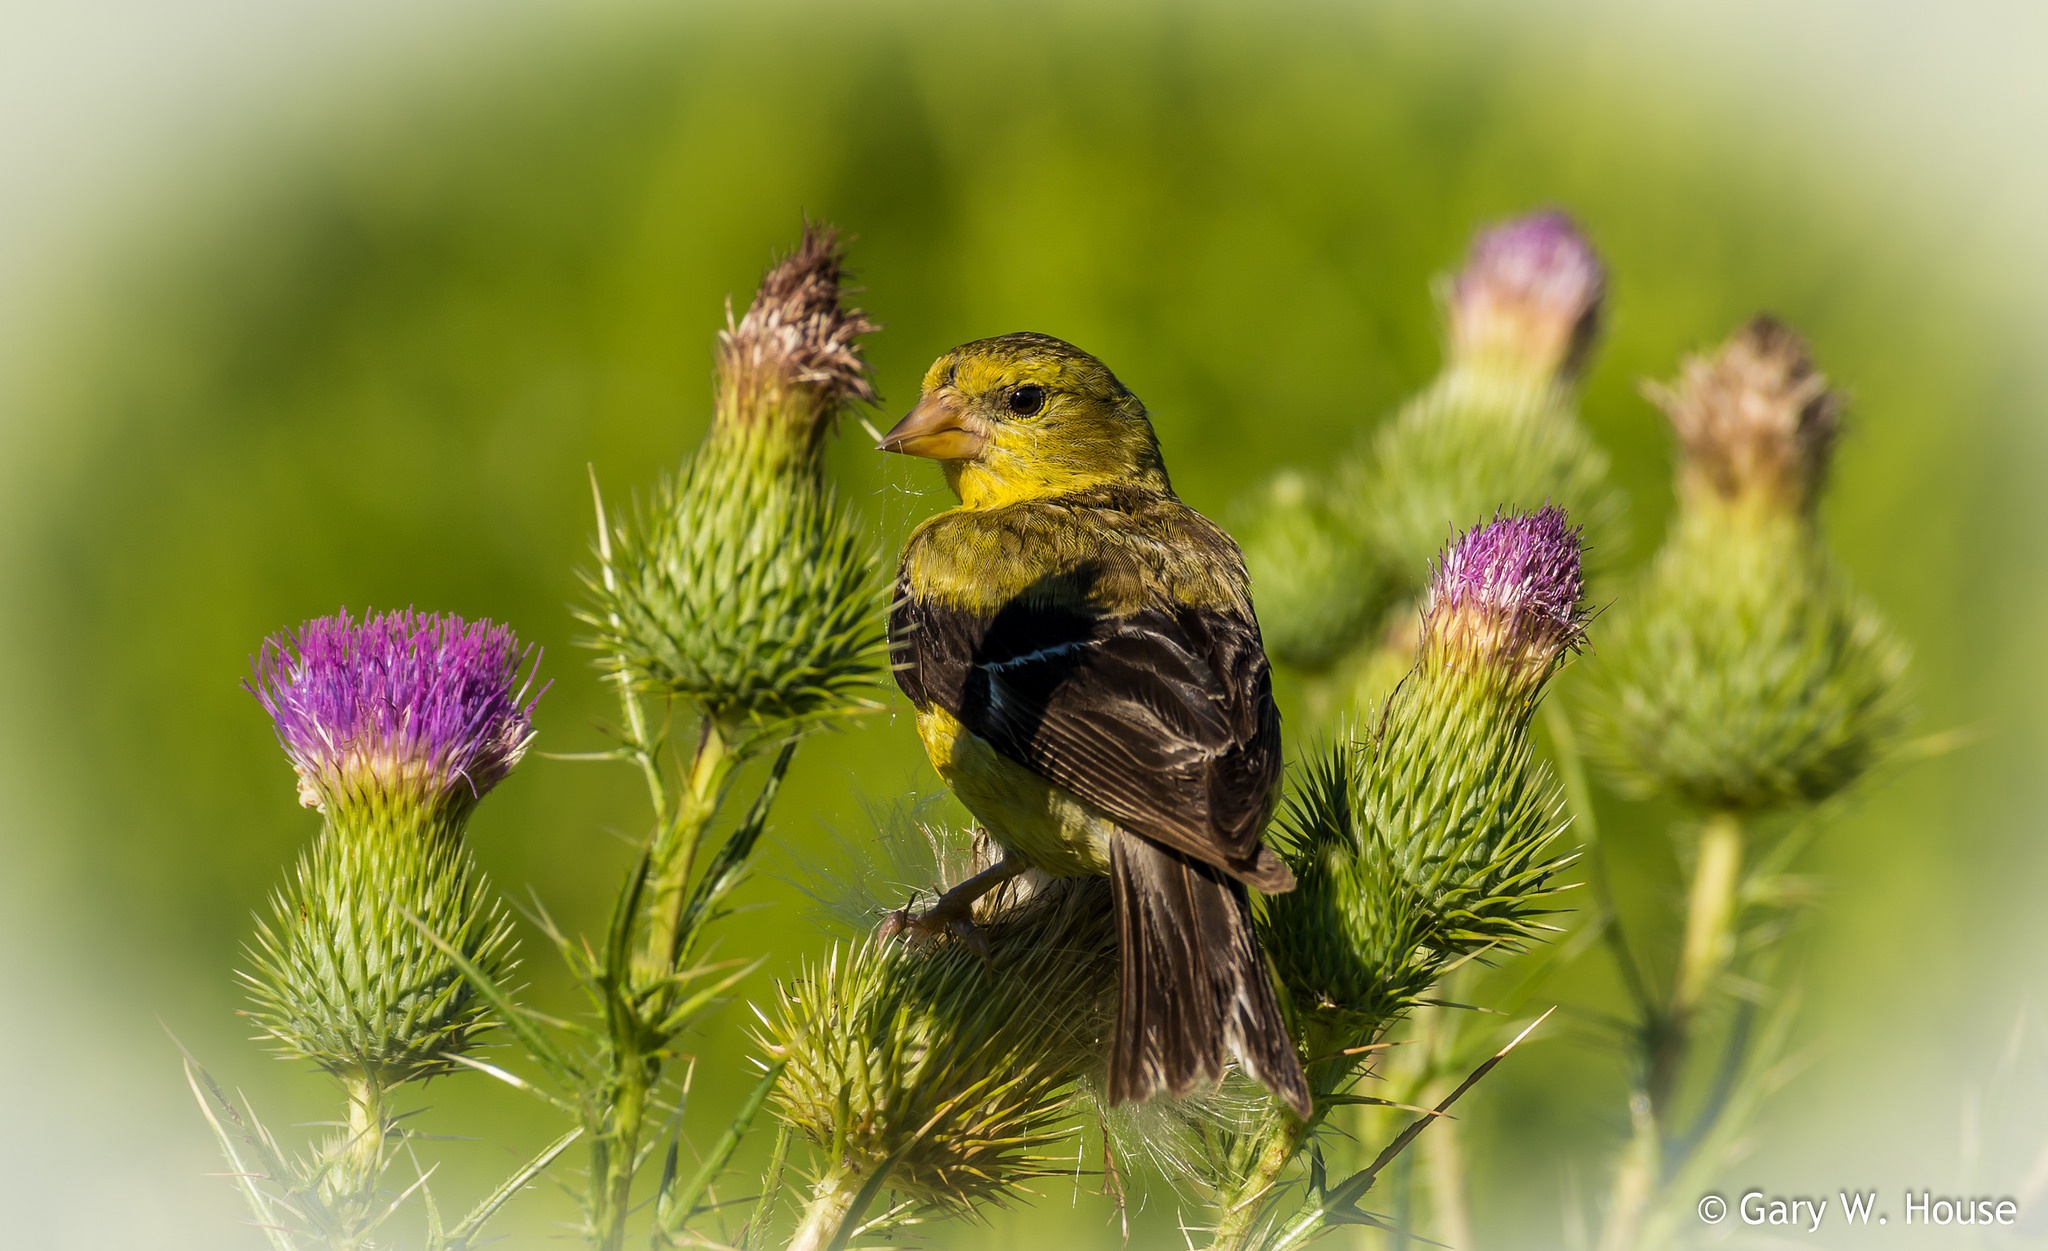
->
[249,608,544,817]
[1423,507,1587,685]
[715,223,879,463]
[1647,315,1842,514]
[1447,211,1606,381]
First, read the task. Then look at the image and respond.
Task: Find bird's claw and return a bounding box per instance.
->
[878,901,990,960]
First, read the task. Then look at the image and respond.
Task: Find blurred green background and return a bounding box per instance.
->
[1,1,2044,1247]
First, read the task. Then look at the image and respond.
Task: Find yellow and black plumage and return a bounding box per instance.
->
[879,332,1311,1118]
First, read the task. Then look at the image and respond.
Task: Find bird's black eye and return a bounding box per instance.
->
[1006,384,1046,417]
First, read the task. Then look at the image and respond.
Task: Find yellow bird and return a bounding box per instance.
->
[878,332,1311,1118]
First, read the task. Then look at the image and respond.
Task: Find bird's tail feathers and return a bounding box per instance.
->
[1106,830,1311,1119]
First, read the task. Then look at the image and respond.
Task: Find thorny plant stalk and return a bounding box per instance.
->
[570,223,883,1249]
[1394,1001,1478,1251]
[583,485,743,1249]
[787,1171,863,1251]
[1580,318,1909,1250]
[1671,815,1744,1070]
[1203,506,1588,1251]
[1210,1102,1318,1250]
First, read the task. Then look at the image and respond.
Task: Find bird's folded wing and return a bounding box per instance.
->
[892,592,1289,889]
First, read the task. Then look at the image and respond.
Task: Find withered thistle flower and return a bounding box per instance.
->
[1360,211,1623,597]
[763,864,1118,1247]
[1648,315,1842,517]
[711,224,880,474]
[1588,318,1908,812]
[241,608,530,1085]
[1265,509,1582,1043]
[586,224,886,732]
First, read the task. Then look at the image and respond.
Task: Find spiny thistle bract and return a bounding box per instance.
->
[761,862,1118,1232]
[1586,317,1910,812]
[585,224,886,732]
[241,608,534,1083]
[1263,509,1584,1043]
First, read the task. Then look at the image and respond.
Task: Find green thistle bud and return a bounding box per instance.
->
[1360,212,1625,585]
[585,225,886,732]
[240,609,531,1085]
[763,866,1118,1242]
[1263,510,1583,1041]
[1587,318,1909,812]
[1236,470,1390,672]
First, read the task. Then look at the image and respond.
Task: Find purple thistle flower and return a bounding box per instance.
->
[1424,507,1588,679]
[1448,210,1606,380]
[249,608,544,815]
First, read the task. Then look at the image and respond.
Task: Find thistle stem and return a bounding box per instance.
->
[1598,812,1745,1251]
[589,715,739,1251]
[788,1166,866,1251]
[641,716,736,979]
[1673,813,1744,1028]
[591,1061,648,1251]
[1594,1092,1660,1251]
[1211,1113,1311,1251]
[330,1069,387,1247]
[1418,1074,1474,1251]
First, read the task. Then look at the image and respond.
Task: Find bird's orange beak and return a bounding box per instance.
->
[878,393,987,460]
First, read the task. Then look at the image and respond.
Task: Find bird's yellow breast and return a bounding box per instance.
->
[915,705,1115,877]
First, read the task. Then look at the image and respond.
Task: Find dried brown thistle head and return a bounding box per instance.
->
[1647,315,1843,515]
[713,223,879,464]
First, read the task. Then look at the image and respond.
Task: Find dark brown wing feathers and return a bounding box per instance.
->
[890,591,1293,891]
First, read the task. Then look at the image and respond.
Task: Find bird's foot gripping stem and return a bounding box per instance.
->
[878,852,1028,959]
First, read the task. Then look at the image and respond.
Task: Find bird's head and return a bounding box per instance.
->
[879,333,1168,508]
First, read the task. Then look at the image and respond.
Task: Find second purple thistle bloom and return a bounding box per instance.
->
[249,608,545,815]
[1449,210,1607,381]
[1425,506,1589,672]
